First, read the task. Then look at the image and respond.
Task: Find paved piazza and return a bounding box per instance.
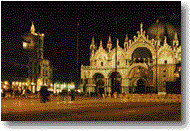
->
[1,95,181,121]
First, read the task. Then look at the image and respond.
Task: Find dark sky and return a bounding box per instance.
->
[1,1,181,82]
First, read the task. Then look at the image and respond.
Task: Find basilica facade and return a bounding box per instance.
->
[80,20,181,95]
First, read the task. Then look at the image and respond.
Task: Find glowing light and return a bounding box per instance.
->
[23,42,28,49]
[16,82,19,85]
[12,82,15,86]
[4,81,8,85]
[68,83,75,89]
[63,83,66,88]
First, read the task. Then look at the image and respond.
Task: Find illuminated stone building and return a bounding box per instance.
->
[80,20,181,95]
[23,22,53,93]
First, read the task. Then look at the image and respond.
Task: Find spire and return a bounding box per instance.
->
[108,36,112,43]
[99,39,103,49]
[163,36,167,46]
[116,38,119,47]
[174,32,178,40]
[91,36,95,45]
[140,23,143,34]
[30,21,36,35]
[124,34,128,41]
[107,36,112,52]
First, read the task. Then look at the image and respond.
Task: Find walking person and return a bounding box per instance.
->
[61,89,67,103]
[39,86,48,103]
[70,89,75,103]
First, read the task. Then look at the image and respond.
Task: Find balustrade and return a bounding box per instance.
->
[131,58,153,64]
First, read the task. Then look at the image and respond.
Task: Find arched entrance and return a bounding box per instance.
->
[136,79,146,94]
[128,66,153,94]
[96,80,105,95]
[109,72,121,95]
[132,47,153,64]
[93,73,105,96]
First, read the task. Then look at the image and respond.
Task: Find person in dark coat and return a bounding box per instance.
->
[70,89,75,101]
[39,86,49,103]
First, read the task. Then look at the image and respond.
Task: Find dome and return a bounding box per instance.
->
[147,19,178,42]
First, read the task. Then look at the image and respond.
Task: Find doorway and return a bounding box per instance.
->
[136,79,146,94]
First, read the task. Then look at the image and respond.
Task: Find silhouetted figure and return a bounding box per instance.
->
[60,89,67,101]
[1,88,6,98]
[39,86,49,103]
[70,90,75,101]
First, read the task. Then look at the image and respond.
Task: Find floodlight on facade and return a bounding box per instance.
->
[23,42,29,49]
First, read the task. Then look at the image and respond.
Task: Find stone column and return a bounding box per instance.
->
[88,87,90,96]
[126,86,129,94]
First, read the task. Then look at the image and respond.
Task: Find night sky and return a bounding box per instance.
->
[1,1,181,82]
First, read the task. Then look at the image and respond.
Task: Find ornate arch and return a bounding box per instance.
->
[92,73,105,85]
[158,49,175,64]
[107,70,123,79]
[124,63,149,78]
[132,77,148,87]
[95,52,108,60]
[127,42,156,60]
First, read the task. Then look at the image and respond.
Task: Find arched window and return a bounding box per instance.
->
[101,62,103,66]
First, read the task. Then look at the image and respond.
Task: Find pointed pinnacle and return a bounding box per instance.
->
[174,32,178,40]
[125,34,128,41]
[100,39,103,48]
[117,38,119,47]
[164,36,167,45]
[91,36,95,45]
[108,36,112,43]
[30,21,35,34]
[140,23,143,34]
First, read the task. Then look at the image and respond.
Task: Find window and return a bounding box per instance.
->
[164,60,167,64]
[94,60,97,66]
[163,75,166,77]
[163,70,166,72]
[80,79,83,84]
[150,59,153,63]
[117,61,120,65]
[43,70,48,76]
[101,62,103,66]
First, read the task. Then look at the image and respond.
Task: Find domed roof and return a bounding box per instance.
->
[147,19,178,42]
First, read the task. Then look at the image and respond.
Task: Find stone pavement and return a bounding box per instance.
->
[1,94,181,114]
